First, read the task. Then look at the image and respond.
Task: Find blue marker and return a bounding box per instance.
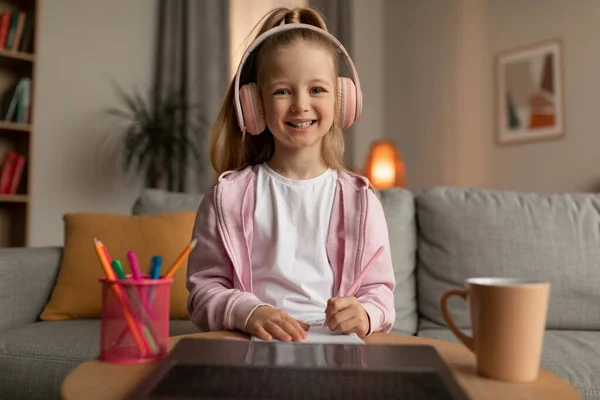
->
[150,256,162,279]
[148,256,163,306]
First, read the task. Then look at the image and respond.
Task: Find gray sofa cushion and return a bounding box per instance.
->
[0,320,199,400]
[132,189,205,215]
[417,328,599,400]
[379,188,418,335]
[416,187,600,330]
[0,247,61,332]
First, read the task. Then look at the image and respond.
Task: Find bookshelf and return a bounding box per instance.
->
[0,0,36,248]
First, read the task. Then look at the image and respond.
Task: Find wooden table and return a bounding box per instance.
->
[62,331,582,400]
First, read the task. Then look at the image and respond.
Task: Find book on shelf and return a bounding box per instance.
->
[0,77,31,123]
[0,10,32,53]
[0,150,25,194]
[0,12,9,49]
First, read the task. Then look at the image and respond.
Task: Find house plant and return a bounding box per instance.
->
[108,83,206,192]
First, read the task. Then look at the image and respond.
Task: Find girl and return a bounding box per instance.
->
[186,7,395,342]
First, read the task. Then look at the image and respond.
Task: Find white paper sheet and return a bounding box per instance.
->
[251,325,365,344]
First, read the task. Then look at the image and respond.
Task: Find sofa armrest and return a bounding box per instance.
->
[0,246,62,332]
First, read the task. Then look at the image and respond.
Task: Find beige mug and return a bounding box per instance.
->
[440,278,551,383]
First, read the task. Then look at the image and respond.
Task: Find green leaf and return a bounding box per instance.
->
[108,82,209,190]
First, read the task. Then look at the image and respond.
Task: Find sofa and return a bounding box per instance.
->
[0,186,598,399]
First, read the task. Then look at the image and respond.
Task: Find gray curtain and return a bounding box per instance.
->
[155,0,230,193]
[310,0,355,169]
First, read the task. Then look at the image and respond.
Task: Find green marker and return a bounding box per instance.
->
[111,260,127,279]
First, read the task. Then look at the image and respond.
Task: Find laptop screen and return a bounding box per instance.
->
[149,364,456,400]
[127,339,470,400]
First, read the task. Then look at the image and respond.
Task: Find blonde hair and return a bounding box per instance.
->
[209,7,353,177]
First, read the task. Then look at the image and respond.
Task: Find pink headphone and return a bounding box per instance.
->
[233,23,363,135]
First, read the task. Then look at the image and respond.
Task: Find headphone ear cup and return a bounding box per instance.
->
[337,77,357,129]
[239,83,266,135]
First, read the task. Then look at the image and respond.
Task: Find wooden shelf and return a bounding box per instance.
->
[0,121,30,132]
[0,194,28,203]
[0,0,37,248]
[0,48,34,63]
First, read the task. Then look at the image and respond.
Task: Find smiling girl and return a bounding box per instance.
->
[186,7,395,342]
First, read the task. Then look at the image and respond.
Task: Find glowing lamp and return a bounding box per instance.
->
[363,140,405,189]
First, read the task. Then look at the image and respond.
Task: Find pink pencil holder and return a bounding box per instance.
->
[99,275,172,364]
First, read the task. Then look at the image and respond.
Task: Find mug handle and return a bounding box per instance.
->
[440,289,474,352]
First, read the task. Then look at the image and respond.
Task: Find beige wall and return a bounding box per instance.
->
[351,0,385,171]
[384,0,460,192]
[30,0,157,246]
[385,0,600,193]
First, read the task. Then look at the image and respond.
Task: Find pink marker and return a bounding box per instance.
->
[127,250,143,280]
[126,250,148,310]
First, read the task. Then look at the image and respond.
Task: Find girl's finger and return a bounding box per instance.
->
[289,318,309,338]
[255,326,272,341]
[336,316,360,334]
[324,297,336,314]
[325,297,355,319]
[295,319,310,331]
[327,306,355,332]
[266,321,292,342]
[279,319,305,341]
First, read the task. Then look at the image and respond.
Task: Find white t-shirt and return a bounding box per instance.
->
[251,162,338,325]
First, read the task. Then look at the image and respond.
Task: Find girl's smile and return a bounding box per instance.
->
[285,119,317,131]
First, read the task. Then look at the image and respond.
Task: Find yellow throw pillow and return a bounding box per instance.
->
[40,212,196,320]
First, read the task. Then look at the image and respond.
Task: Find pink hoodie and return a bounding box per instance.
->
[186,165,396,334]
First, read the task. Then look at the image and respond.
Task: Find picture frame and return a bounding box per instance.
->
[495,38,565,146]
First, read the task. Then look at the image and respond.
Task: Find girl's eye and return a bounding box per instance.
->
[311,87,326,94]
[274,89,290,95]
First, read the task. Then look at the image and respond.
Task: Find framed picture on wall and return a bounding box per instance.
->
[495,38,565,145]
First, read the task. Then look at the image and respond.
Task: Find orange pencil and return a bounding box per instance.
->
[165,238,198,279]
[93,238,150,357]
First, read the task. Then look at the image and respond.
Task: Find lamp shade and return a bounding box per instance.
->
[363,140,405,189]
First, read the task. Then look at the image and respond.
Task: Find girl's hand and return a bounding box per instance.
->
[246,306,310,342]
[325,297,370,337]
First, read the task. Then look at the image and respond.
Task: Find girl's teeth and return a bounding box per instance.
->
[288,121,313,128]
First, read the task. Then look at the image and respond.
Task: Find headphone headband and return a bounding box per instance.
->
[233,23,362,134]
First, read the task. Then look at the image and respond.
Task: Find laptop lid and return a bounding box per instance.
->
[127,338,470,400]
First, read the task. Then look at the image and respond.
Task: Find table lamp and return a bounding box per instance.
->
[363,140,405,189]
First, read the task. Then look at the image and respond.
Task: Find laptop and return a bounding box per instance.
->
[126,338,470,400]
